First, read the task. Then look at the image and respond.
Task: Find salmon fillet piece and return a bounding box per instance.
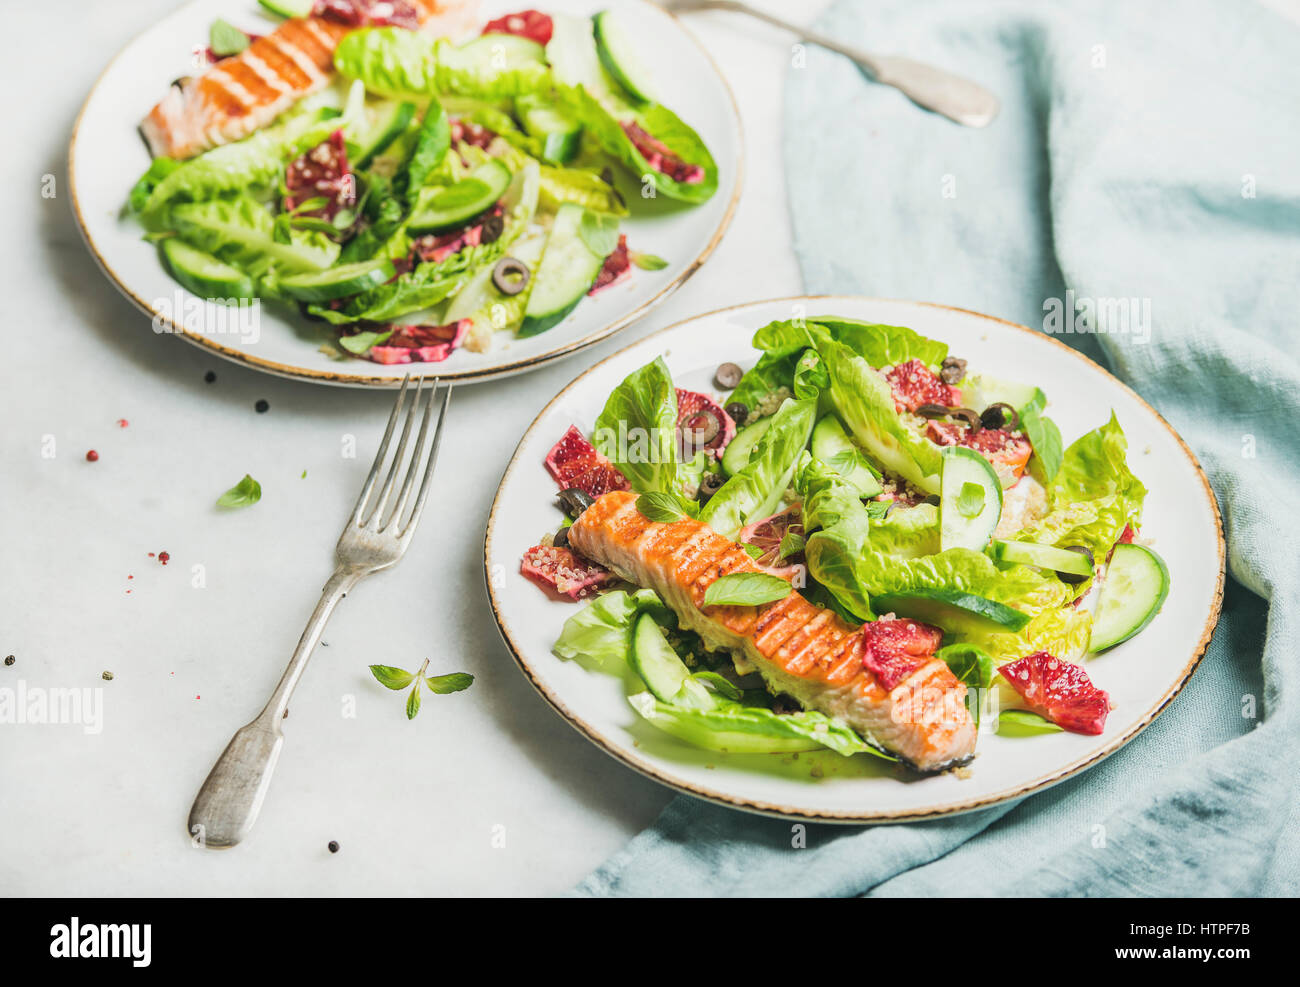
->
[139,1,479,160]
[568,491,977,772]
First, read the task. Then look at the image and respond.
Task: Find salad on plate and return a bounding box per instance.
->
[125,1,718,365]
[518,317,1168,773]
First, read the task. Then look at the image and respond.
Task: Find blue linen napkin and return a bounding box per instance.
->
[575,0,1300,896]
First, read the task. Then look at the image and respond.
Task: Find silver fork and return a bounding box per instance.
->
[187,376,453,850]
[658,0,1000,128]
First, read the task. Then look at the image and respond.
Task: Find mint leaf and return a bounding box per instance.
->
[426,672,474,694]
[339,330,392,355]
[369,665,415,690]
[740,543,764,560]
[703,572,792,608]
[429,177,489,211]
[778,531,805,559]
[629,251,668,271]
[636,491,695,523]
[691,671,742,700]
[406,683,423,720]
[209,19,250,57]
[216,474,261,509]
[998,709,1063,736]
[956,481,985,518]
[578,209,620,258]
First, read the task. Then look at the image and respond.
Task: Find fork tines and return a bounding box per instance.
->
[353,375,452,536]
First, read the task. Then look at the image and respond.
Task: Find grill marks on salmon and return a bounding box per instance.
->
[568,491,977,772]
[139,1,472,160]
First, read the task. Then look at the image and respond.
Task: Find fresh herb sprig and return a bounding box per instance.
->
[369,658,473,720]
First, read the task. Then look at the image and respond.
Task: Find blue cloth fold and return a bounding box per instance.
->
[576,0,1299,896]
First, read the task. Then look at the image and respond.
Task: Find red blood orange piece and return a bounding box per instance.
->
[482,9,554,44]
[520,544,612,600]
[1118,523,1138,544]
[885,359,962,413]
[544,426,630,499]
[316,0,422,29]
[676,388,736,455]
[366,319,470,365]
[285,130,355,223]
[738,504,803,576]
[588,235,631,296]
[860,617,944,690]
[998,651,1111,735]
[620,122,705,184]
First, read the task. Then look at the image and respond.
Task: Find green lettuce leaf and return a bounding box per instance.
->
[971,604,1094,666]
[811,317,949,369]
[813,334,944,493]
[593,356,680,495]
[168,195,338,283]
[334,27,439,97]
[698,397,816,539]
[553,589,673,669]
[538,165,627,215]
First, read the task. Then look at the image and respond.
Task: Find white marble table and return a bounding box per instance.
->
[0,0,827,895]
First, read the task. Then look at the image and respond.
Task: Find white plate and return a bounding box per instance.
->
[69,0,741,387]
[484,297,1225,822]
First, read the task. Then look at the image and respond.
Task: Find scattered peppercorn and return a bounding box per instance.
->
[102,671,114,681]
[204,370,216,383]
[328,841,340,854]
[4,655,14,667]
[86,450,99,462]
[255,400,269,413]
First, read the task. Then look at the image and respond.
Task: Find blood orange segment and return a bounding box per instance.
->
[926,421,1034,483]
[285,129,354,222]
[885,359,962,413]
[520,544,613,600]
[544,425,630,499]
[738,504,803,576]
[860,617,945,690]
[998,651,1111,735]
[482,9,554,45]
[676,388,736,454]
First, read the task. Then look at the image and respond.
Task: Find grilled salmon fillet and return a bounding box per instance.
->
[568,490,976,772]
[140,1,478,160]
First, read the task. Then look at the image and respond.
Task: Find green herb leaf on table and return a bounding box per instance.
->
[703,572,793,608]
[369,665,415,690]
[369,659,474,719]
[210,19,250,58]
[216,474,262,509]
[578,209,620,258]
[426,672,474,694]
[956,481,986,518]
[406,684,422,720]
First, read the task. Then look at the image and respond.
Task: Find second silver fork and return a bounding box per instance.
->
[187,376,453,850]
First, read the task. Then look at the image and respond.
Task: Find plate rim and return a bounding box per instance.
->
[66,0,745,388]
[483,294,1227,823]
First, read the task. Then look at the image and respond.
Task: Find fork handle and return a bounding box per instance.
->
[670,0,999,128]
[187,565,363,849]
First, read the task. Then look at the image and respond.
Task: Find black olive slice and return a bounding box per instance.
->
[557,487,595,519]
[492,257,530,296]
[980,402,1021,431]
[553,525,571,548]
[725,401,749,425]
[1057,545,1096,585]
[940,356,968,384]
[714,362,743,389]
[699,473,726,502]
[682,408,721,448]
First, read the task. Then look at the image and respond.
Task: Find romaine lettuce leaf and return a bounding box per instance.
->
[168,195,338,282]
[553,588,673,669]
[698,397,816,538]
[969,604,1094,666]
[811,317,949,369]
[813,334,944,493]
[592,356,681,495]
[538,165,627,215]
[559,85,717,204]
[334,27,439,97]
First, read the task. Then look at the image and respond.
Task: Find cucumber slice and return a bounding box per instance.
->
[593,10,656,103]
[721,416,775,477]
[407,160,512,235]
[990,539,1094,578]
[352,100,416,170]
[161,238,254,301]
[547,13,620,101]
[939,446,1003,552]
[1090,543,1169,652]
[516,95,582,165]
[631,613,712,708]
[871,588,1031,633]
[810,415,884,498]
[258,0,312,18]
[519,202,607,336]
[457,32,546,64]
[278,258,396,303]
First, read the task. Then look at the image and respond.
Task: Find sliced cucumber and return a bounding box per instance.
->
[1090,543,1169,652]
[160,238,254,301]
[721,416,775,477]
[939,446,1003,552]
[516,95,582,164]
[457,32,547,64]
[546,13,620,100]
[278,258,396,303]
[519,202,607,336]
[871,588,1031,634]
[351,100,416,170]
[810,414,884,498]
[258,0,312,18]
[407,160,512,235]
[631,613,712,708]
[593,10,656,103]
[991,539,1094,578]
